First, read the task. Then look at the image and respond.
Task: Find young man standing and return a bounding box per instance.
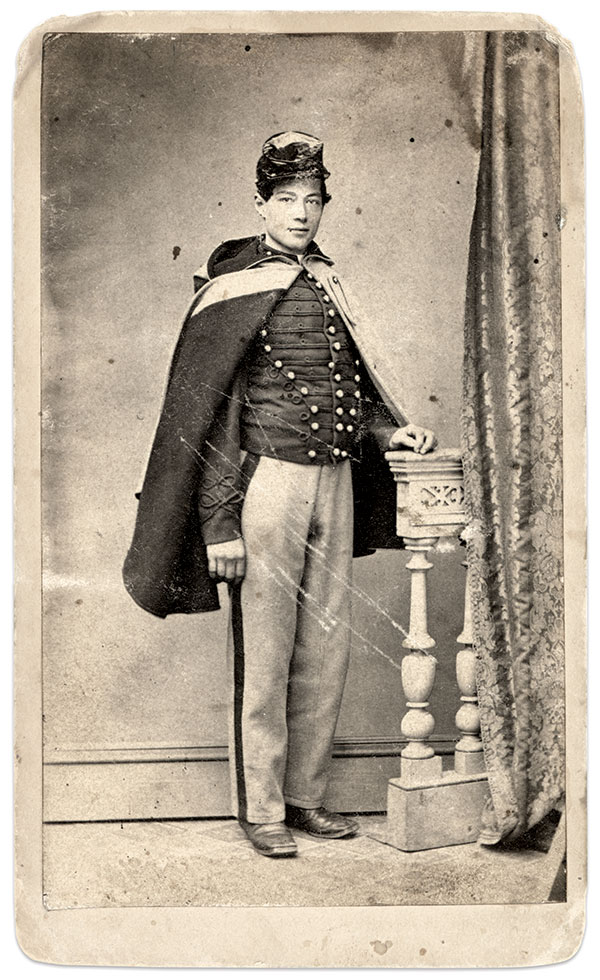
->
[124,132,436,857]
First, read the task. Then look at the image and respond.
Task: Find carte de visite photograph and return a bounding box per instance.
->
[14,9,585,969]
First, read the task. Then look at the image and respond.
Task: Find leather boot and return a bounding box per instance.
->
[285,805,359,839]
[239,819,298,857]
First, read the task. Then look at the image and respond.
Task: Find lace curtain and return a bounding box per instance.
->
[462,32,565,844]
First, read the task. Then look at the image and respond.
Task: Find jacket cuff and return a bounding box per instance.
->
[201,515,243,546]
[371,424,400,453]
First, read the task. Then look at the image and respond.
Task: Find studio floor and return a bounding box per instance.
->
[43,813,566,910]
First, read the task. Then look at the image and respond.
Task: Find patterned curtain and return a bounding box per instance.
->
[462,32,565,845]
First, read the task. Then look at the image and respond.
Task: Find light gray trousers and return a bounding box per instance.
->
[227,455,354,824]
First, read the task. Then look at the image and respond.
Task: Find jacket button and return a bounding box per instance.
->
[287,371,296,379]
[336,422,344,432]
[323,294,330,302]
[264,344,272,352]
[316,282,322,289]
[333,342,341,351]
[355,374,361,382]
[336,389,344,398]
[275,360,283,368]
[311,422,320,431]
[310,405,319,414]
[308,449,317,458]
[334,373,342,381]
[333,447,341,456]
[328,309,335,317]
[346,424,354,432]
[260,329,268,337]
[336,407,344,416]
[341,450,348,457]
[349,408,357,416]
[300,386,309,395]
[328,325,336,335]
[333,276,339,284]
[355,390,361,398]
[328,361,335,369]
[355,359,360,366]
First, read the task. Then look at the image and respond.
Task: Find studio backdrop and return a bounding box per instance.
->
[41,31,487,820]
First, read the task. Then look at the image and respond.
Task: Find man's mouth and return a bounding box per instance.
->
[289,228,308,233]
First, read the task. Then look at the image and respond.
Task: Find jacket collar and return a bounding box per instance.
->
[255,235,334,266]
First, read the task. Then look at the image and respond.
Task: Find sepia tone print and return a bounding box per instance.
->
[14,10,585,968]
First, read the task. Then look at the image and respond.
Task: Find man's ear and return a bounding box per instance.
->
[254,192,266,219]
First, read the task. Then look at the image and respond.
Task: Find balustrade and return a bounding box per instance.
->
[376,449,489,851]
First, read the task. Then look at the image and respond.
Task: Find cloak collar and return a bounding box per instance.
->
[195,236,333,283]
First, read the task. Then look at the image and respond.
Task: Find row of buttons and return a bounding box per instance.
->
[304,270,359,460]
[307,447,349,459]
[312,274,358,458]
[261,267,361,461]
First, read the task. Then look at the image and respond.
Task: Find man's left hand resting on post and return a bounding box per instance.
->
[389,424,437,454]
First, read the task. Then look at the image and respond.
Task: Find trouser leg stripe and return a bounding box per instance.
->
[231,583,248,822]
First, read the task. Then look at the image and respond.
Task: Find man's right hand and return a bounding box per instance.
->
[206,538,247,586]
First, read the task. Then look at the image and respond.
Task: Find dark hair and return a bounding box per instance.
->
[256,173,331,205]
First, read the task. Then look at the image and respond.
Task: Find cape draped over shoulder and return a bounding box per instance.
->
[123,238,405,618]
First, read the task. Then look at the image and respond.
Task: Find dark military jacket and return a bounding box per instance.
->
[123,237,407,618]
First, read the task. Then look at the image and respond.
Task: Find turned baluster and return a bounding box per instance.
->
[400,536,441,775]
[454,544,485,774]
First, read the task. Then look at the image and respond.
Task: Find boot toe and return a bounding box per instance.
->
[285,805,359,839]
[239,820,298,857]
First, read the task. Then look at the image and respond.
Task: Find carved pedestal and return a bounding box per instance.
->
[377,449,488,851]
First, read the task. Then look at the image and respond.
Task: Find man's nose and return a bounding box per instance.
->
[292,202,308,222]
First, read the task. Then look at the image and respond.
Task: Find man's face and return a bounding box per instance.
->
[255,178,324,255]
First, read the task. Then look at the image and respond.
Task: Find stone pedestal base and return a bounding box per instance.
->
[376,771,489,852]
[399,754,443,785]
[454,748,486,775]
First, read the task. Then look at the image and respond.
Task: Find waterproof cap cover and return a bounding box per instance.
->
[256,131,330,184]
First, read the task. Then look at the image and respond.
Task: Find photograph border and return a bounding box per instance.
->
[13,8,586,967]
